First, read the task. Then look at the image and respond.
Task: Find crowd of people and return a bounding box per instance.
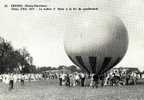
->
[58,69,140,88]
[0,73,43,90]
[0,68,141,90]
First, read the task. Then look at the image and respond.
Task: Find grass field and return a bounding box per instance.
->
[0,79,144,100]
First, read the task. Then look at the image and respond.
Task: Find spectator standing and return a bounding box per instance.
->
[59,73,63,86]
[20,74,25,86]
[80,73,85,87]
[9,73,14,90]
[93,74,99,88]
[90,73,94,88]
[65,74,70,87]
[131,71,137,85]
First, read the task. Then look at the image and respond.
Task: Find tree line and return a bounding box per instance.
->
[0,36,36,74]
[0,36,80,74]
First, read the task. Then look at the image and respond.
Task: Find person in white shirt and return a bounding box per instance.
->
[131,71,137,85]
[80,73,85,87]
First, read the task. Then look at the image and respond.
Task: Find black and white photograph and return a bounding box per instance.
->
[0,0,144,100]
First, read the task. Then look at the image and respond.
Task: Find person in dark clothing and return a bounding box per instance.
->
[9,74,14,91]
[99,74,105,87]
[59,73,63,86]
[9,80,14,90]
[126,73,130,85]
[21,74,25,86]
[93,74,99,88]
[65,74,70,87]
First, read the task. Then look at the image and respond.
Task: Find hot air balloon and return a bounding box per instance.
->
[64,12,128,75]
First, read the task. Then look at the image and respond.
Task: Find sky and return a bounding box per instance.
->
[0,0,144,71]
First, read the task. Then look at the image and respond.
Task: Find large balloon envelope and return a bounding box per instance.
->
[64,12,128,75]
